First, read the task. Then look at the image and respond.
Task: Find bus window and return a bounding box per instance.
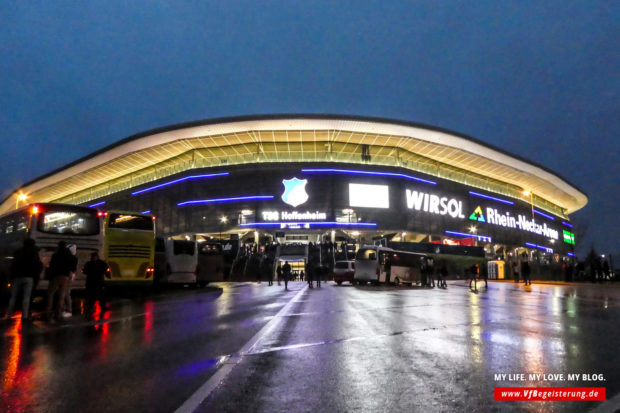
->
[356,248,377,260]
[108,214,154,231]
[173,240,195,256]
[39,210,99,235]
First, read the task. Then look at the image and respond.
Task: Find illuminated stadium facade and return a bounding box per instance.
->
[1,115,586,259]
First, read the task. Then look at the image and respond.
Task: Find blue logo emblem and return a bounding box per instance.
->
[281,178,309,207]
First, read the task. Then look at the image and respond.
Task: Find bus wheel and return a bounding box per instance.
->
[394,277,400,286]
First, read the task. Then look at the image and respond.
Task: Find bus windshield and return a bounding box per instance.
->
[38,208,99,235]
[108,214,154,231]
[173,240,195,256]
[356,248,377,261]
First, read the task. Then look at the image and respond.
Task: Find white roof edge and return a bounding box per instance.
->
[13,118,587,213]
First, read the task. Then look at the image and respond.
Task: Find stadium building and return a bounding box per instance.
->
[1,115,586,263]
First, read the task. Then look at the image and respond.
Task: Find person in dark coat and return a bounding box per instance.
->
[6,238,42,321]
[45,241,78,322]
[438,264,448,289]
[468,263,479,291]
[521,260,531,286]
[260,256,273,286]
[282,261,292,290]
[83,251,109,312]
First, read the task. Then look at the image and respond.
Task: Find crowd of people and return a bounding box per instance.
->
[3,238,108,323]
[4,237,616,322]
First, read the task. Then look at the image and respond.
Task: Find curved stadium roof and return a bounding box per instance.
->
[1,115,587,217]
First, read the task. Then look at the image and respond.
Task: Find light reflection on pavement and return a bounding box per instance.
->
[0,281,618,412]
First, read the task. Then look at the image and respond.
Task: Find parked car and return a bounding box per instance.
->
[332,260,355,285]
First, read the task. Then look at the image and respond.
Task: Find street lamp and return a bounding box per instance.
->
[219,216,228,241]
[15,193,27,209]
[523,189,535,219]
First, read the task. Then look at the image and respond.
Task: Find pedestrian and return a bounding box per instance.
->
[521,260,531,286]
[276,262,283,286]
[468,263,478,291]
[595,258,603,283]
[420,258,428,287]
[5,238,42,321]
[438,264,448,289]
[62,243,77,318]
[603,260,610,281]
[83,251,109,313]
[282,261,291,290]
[513,260,520,283]
[45,241,77,322]
[427,256,435,288]
[263,256,274,286]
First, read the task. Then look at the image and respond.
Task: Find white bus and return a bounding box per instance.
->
[0,203,102,290]
[154,238,198,285]
[354,246,427,286]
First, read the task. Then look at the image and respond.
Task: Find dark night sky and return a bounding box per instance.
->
[1,1,618,258]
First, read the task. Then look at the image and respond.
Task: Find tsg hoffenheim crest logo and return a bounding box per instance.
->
[281,177,309,207]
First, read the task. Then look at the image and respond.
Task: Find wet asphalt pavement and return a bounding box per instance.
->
[1,280,619,412]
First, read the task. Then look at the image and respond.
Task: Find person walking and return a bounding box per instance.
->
[45,241,77,322]
[282,261,291,290]
[5,238,42,321]
[513,260,520,283]
[62,243,77,318]
[276,263,283,286]
[420,258,428,287]
[263,256,274,286]
[521,260,531,286]
[468,263,479,291]
[83,251,109,313]
[438,263,448,289]
[427,256,435,288]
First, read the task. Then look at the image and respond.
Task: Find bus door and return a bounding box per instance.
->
[378,250,391,283]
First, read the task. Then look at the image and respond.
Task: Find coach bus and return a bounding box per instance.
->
[154,237,198,285]
[0,203,102,292]
[102,211,155,285]
[354,246,427,286]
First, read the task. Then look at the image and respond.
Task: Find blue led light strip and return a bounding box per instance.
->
[444,230,492,242]
[301,168,436,185]
[567,252,576,257]
[240,221,378,227]
[141,210,151,214]
[132,173,230,196]
[525,242,553,253]
[533,209,555,220]
[178,195,274,207]
[89,201,106,208]
[468,191,514,205]
[562,221,573,228]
